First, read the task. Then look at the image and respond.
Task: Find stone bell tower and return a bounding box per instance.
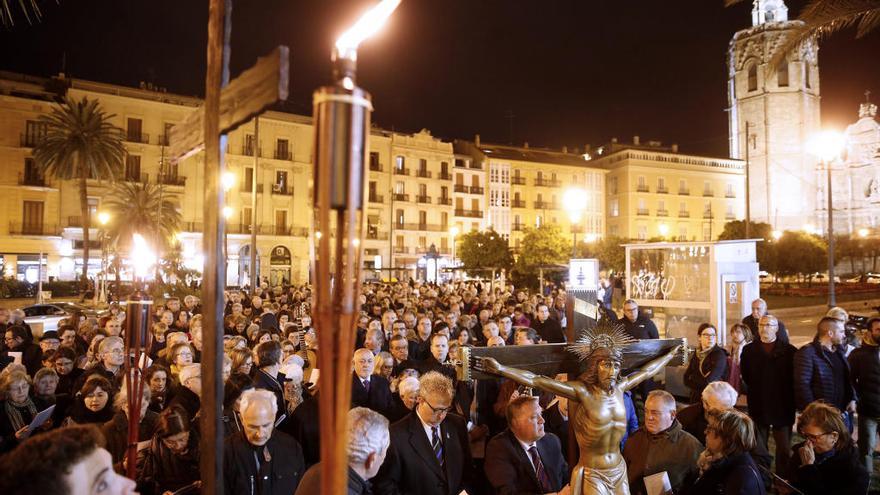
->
[727,0,821,231]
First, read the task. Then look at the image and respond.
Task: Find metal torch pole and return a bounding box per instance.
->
[827,160,836,307]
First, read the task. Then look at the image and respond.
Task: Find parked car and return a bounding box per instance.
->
[845,273,880,284]
[21,302,97,336]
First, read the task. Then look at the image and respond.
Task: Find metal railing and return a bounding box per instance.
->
[535,178,561,187]
[365,230,389,240]
[636,208,649,216]
[241,145,262,157]
[368,194,384,203]
[240,183,264,193]
[703,212,714,219]
[126,132,149,144]
[416,195,431,204]
[512,199,526,208]
[272,184,293,195]
[534,201,557,209]
[437,197,452,205]
[393,246,410,254]
[369,162,383,172]
[657,209,669,217]
[678,211,690,218]
[679,189,690,195]
[438,172,452,180]
[393,167,410,176]
[416,169,432,178]
[511,176,526,185]
[468,162,483,170]
[725,192,736,198]
[470,186,484,194]
[657,187,669,194]
[512,223,524,231]
[157,174,186,186]
[636,185,649,192]
[392,193,409,202]
[124,172,149,183]
[274,150,293,161]
[455,209,483,218]
[18,172,47,187]
[10,222,59,236]
[703,190,714,197]
[453,184,469,193]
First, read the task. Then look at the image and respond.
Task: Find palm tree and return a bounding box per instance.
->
[103,181,182,252]
[1,0,45,28]
[726,0,880,66]
[34,96,126,283]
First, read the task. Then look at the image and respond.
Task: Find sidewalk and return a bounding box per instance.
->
[772,297,880,318]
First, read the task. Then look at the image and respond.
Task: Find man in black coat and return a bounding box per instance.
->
[742,297,790,344]
[484,395,569,494]
[168,364,202,424]
[418,334,457,383]
[620,300,659,340]
[793,317,856,419]
[373,371,475,495]
[3,325,42,376]
[848,316,880,475]
[351,348,393,418]
[253,340,287,421]
[740,314,797,474]
[532,304,565,343]
[224,389,305,495]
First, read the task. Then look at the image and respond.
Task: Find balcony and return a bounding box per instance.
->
[368,194,384,203]
[725,191,736,198]
[9,222,59,236]
[678,189,690,195]
[272,184,293,195]
[241,145,262,157]
[274,150,292,161]
[511,176,526,185]
[437,197,452,206]
[369,162,383,172]
[126,132,149,144]
[254,225,309,236]
[416,169,432,178]
[416,195,431,204]
[534,201,557,209]
[20,133,45,148]
[454,184,469,193]
[725,213,736,220]
[438,172,452,180]
[636,208,650,216]
[240,183,264,193]
[703,211,714,219]
[636,185,649,192]
[511,223,524,231]
[512,199,526,208]
[678,211,690,218]
[469,186,484,195]
[123,172,149,183]
[397,223,445,232]
[535,178,561,187]
[393,167,410,176]
[18,172,47,187]
[703,190,714,197]
[365,230,389,240]
[157,174,186,186]
[454,160,468,169]
[657,187,669,194]
[657,209,669,217]
[392,193,409,202]
[468,162,483,170]
[455,209,483,218]
[157,135,170,146]
[393,246,410,254]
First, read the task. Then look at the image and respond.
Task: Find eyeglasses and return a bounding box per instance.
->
[422,396,453,414]
[801,430,834,442]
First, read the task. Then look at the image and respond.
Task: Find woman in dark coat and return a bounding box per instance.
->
[784,401,869,495]
[682,408,765,495]
[101,385,159,466]
[0,370,51,453]
[684,323,729,403]
[64,375,115,425]
[138,406,201,495]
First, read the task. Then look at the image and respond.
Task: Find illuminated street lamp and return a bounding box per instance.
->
[563,187,587,256]
[859,228,869,238]
[311,2,401,493]
[772,230,783,241]
[807,130,845,307]
[221,171,236,192]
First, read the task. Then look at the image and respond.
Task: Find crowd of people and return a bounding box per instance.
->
[0,280,875,494]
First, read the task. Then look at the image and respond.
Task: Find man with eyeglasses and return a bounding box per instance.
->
[373,371,475,495]
[742,297,790,344]
[3,325,42,375]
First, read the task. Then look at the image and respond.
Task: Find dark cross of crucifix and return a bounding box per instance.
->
[167,0,290,488]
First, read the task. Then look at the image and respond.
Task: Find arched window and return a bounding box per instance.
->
[777,61,789,87]
[747,64,758,92]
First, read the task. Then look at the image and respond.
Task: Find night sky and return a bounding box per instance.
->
[1,0,878,157]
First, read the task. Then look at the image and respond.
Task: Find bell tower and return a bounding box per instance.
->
[727,0,821,231]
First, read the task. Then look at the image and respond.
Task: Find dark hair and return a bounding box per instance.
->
[145,364,171,386]
[58,324,78,335]
[224,372,255,408]
[53,346,78,362]
[866,317,880,330]
[514,327,538,343]
[0,425,106,494]
[816,316,842,339]
[6,325,27,341]
[256,340,282,367]
[697,323,717,337]
[156,406,191,438]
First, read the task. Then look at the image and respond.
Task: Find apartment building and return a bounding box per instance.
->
[594,137,746,241]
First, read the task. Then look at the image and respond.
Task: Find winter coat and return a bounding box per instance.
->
[793,341,855,411]
[787,443,869,495]
[740,339,797,426]
[138,430,201,494]
[681,452,765,495]
[223,429,305,495]
[101,409,159,465]
[684,345,729,402]
[623,420,703,495]
[847,343,880,418]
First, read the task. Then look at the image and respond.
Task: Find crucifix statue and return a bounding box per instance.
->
[461,318,686,494]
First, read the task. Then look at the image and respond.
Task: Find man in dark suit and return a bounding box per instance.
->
[253,340,286,421]
[484,395,570,494]
[532,304,566,343]
[351,348,393,418]
[373,371,475,495]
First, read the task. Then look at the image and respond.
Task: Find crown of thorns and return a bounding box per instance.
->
[568,319,636,362]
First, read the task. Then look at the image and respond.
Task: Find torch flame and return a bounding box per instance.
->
[335,0,402,60]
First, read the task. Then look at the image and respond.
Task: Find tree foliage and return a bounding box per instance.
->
[580,235,627,273]
[515,224,569,275]
[719,220,779,275]
[103,181,182,252]
[457,229,514,273]
[34,96,126,282]
[775,231,827,282]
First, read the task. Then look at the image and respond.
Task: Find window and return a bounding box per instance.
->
[395,156,405,170]
[471,175,480,187]
[395,181,405,195]
[244,167,255,191]
[127,118,143,142]
[658,200,666,212]
[22,157,43,186]
[610,199,619,217]
[702,223,712,241]
[22,200,44,234]
[244,134,256,156]
[440,161,449,176]
[125,155,142,181]
[726,203,735,218]
[657,177,666,191]
[275,171,289,193]
[609,177,618,195]
[470,222,478,232]
[419,158,427,173]
[637,176,647,191]
[24,120,47,147]
[396,209,404,227]
[726,183,735,197]
[242,207,253,228]
[679,179,688,194]
[162,123,174,145]
[747,64,758,92]
[441,212,448,229]
[777,62,789,87]
[441,237,448,250]
[276,139,290,160]
[419,236,427,248]
[419,211,427,227]
[441,186,449,200]
[396,235,404,248]
[637,225,647,241]
[274,210,288,234]
[369,152,380,171]
[535,215,542,227]
[678,224,688,241]
[369,181,377,199]
[471,198,479,212]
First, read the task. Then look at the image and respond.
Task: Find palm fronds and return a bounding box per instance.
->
[1,0,49,28]
[103,181,183,251]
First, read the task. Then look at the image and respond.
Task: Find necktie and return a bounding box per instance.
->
[528,445,552,492]
[431,426,444,466]
[363,379,370,393]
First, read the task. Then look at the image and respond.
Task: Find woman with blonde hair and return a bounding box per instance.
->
[726,322,752,394]
[229,347,254,377]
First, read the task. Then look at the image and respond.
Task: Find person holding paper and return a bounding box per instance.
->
[3,325,42,376]
[0,369,53,453]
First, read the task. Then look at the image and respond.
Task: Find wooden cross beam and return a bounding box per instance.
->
[169,45,290,161]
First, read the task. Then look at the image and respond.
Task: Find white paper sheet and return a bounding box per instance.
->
[644,471,672,495]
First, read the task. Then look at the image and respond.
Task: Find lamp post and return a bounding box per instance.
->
[311,2,400,494]
[807,130,845,308]
[449,225,459,281]
[563,187,587,257]
[97,211,110,304]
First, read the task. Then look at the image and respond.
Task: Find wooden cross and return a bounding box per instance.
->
[167,1,290,491]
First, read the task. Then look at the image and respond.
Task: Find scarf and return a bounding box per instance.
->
[696,345,715,377]
[696,449,724,475]
[728,341,745,366]
[4,397,38,432]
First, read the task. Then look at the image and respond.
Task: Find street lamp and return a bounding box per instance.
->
[807,130,845,308]
[563,187,587,257]
[311,2,400,493]
[221,171,235,192]
[449,225,459,281]
[97,211,110,304]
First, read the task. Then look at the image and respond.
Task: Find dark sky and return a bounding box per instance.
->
[1,0,878,157]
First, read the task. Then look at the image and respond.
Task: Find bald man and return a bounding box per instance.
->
[351,348,393,418]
